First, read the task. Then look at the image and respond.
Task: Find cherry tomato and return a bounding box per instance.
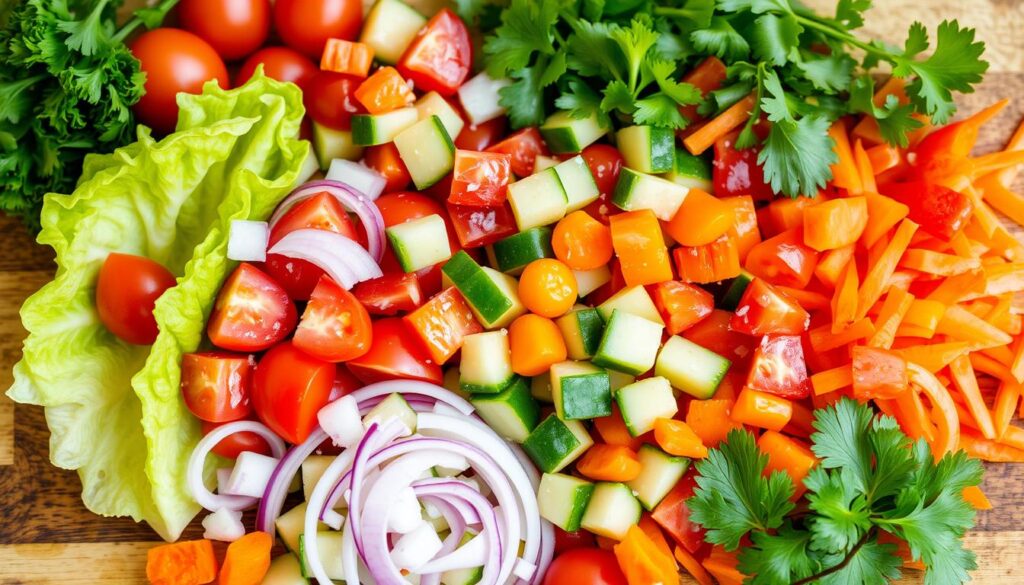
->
[302,71,364,131]
[207,263,297,352]
[747,334,811,399]
[518,258,578,318]
[264,192,359,300]
[180,352,253,423]
[352,272,424,315]
[235,46,318,88]
[274,0,362,58]
[130,29,228,135]
[331,366,363,400]
[448,150,512,207]
[294,276,373,362]
[364,143,411,193]
[713,132,775,202]
[581,144,624,223]
[543,548,627,585]
[455,117,507,151]
[730,278,810,336]
[486,127,550,178]
[201,419,271,459]
[554,528,596,554]
[96,253,176,345]
[396,8,471,96]
[252,342,335,444]
[346,318,443,384]
[178,0,270,61]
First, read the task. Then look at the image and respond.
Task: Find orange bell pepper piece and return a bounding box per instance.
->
[686,399,743,447]
[220,532,273,585]
[719,196,760,261]
[674,229,742,284]
[321,39,374,77]
[147,540,217,585]
[404,287,482,365]
[758,430,818,498]
[613,525,680,585]
[803,197,868,251]
[665,188,736,247]
[731,387,793,431]
[576,444,643,482]
[354,66,414,114]
[610,210,674,286]
[653,418,708,459]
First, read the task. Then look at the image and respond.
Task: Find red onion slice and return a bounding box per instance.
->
[268,228,382,290]
[256,428,328,534]
[187,421,286,512]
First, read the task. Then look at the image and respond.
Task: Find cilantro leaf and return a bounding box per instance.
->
[690,16,750,61]
[690,429,795,550]
[600,80,636,116]
[865,415,917,501]
[739,524,821,585]
[819,537,903,585]
[555,76,607,123]
[834,0,872,29]
[566,19,627,81]
[539,52,567,87]
[483,0,558,78]
[635,94,688,128]
[848,76,923,147]
[805,467,872,552]
[811,396,875,490]
[881,490,978,585]
[750,13,802,67]
[499,66,546,127]
[795,53,855,94]
[647,58,703,106]
[56,0,114,57]
[610,18,660,90]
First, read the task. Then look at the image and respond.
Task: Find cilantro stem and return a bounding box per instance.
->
[113,0,180,43]
[794,14,883,57]
[791,527,878,585]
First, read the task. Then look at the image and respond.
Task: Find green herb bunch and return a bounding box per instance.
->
[689,398,983,585]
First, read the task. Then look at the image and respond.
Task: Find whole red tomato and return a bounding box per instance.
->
[303,71,364,131]
[543,548,627,585]
[177,0,271,61]
[96,253,176,345]
[235,46,318,88]
[274,0,362,58]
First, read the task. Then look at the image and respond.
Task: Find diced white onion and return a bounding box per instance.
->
[318,395,364,448]
[202,507,245,542]
[390,521,444,572]
[226,452,280,498]
[227,220,269,262]
[326,159,387,201]
[388,487,424,535]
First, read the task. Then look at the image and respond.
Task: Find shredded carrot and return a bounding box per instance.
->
[811,365,853,396]
[938,305,1014,349]
[832,261,860,333]
[857,219,918,320]
[900,249,981,276]
[895,342,971,374]
[675,546,715,585]
[862,193,909,249]
[869,288,914,349]
[814,244,855,288]
[961,431,1024,462]
[949,355,997,440]
[683,94,757,155]
[852,139,877,194]
[828,120,863,193]
[811,318,875,353]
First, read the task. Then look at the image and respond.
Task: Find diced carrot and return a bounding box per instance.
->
[320,39,374,77]
[610,210,674,286]
[866,143,903,174]
[686,399,743,448]
[576,444,643,482]
[354,66,414,114]
[949,355,997,440]
[828,119,863,194]
[862,193,910,249]
[869,287,914,349]
[594,405,648,451]
[783,399,816,439]
[815,244,855,288]
[684,94,757,155]
[720,196,761,261]
[653,418,708,459]
[147,540,217,585]
[763,196,818,237]
[674,230,742,284]
[803,196,869,251]
[614,525,680,585]
[675,546,715,585]
[220,532,273,585]
[404,287,483,364]
[857,218,918,320]
[758,430,818,498]
[962,485,993,510]
[810,317,875,353]
[666,188,736,247]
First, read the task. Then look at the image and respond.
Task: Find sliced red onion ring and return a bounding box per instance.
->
[187,421,285,512]
[256,428,328,534]
[268,228,382,290]
[349,380,475,416]
[268,180,386,262]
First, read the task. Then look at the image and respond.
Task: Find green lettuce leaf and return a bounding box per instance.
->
[7,70,308,541]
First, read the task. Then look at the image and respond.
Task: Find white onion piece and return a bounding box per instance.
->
[216,468,233,495]
[326,159,386,201]
[226,451,281,498]
[227,219,269,262]
[202,507,245,542]
[323,509,345,531]
[390,521,444,572]
[318,395,363,448]
[389,487,424,534]
[187,420,286,512]
[458,72,511,125]
[414,528,487,574]
[268,228,382,290]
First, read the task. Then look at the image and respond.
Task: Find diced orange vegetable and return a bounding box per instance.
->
[828,120,863,194]
[745,228,820,289]
[552,210,614,271]
[814,244,855,288]
[594,404,648,451]
[758,430,818,497]
[220,532,273,585]
[811,365,853,396]
[674,230,742,284]
[666,189,736,246]
[147,540,217,585]
[637,515,675,561]
[899,299,947,337]
[857,218,918,320]
[731,387,793,431]
[831,260,860,333]
[614,525,680,585]
[866,143,902,174]
[784,399,816,438]
[320,39,374,77]
[862,193,910,249]
[702,546,746,585]
[803,196,868,251]
[686,399,743,447]
[508,314,567,376]
[404,287,483,365]
[720,196,761,261]
[610,210,674,286]
[653,418,708,459]
[762,196,818,237]
[518,258,578,318]
[675,546,715,585]
[684,94,756,155]
[650,280,715,335]
[576,444,643,482]
[354,66,414,114]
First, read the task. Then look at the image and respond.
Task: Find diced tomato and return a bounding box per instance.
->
[744,228,820,289]
[201,419,271,459]
[180,352,253,423]
[910,113,984,181]
[649,281,714,335]
[352,272,423,315]
[455,117,507,151]
[354,66,414,114]
[207,263,297,352]
[486,127,549,177]
[346,317,443,384]
[320,39,373,77]
[746,335,811,400]
[403,287,483,364]
[851,346,908,400]
[581,144,625,223]
[713,132,774,202]
[554,528,597,554]
[880,181,973,241]
[448,150,512,207]
[682,309,754,369]
[673,230,742,284]
[252,341,335,444]
[264,192,358,300]
[731,278,809,336]
[396,8,471,96]
[446,202,518,248]
[651,471,706,554]
[363,143,411,193]
[331,366,363,400]
[293,276,372,362]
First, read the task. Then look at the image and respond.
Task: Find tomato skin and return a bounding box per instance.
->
[346,318,443,384]
[747,334,811,400]
[448,150,512,207]
[581,144,624,223]
[207,263,297,352]
[396,8,472,96]
[486,127,549,178]
[543,548,627,585]
[682,309,754,369]
[446,202,518,248]
[178,0,271,61]
[731,279,810,336]
[554,528,597,555]
[96,253,176,345]
[744,229,820,289]
[201,419,272,459]
[713,132,775,202]
[363,143,411,193]
[130,29,229,135]
[649,280,714,335]
[235,46,318,88]
[651,471,706,554]
[880,181,973,241]
[273,0,362,58]
[303,71,365,131]
[252,342,336,444]
[352,272,424,315]
[455,117,507,151]
[181,352,253,423]
[294,276,373,362]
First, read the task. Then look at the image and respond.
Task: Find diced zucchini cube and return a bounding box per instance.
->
[592,309,664,375]
[298,532,345,580]
[597,285,664,325]
[363,392,417,433]
[415,91,465,139]
[540,110,609,154]
[719,269,754,311]
[263,554,307,585]
[351,107,419,146]
[573,265,612,297]
[276,502,312,553]
[663,147,713,191]
[615,377,678,436]
[470,377,540,443]
[442,251,527,328]
[655,335,731,399]
[301,456,334,501]
[360,0,426,64]
[386,214,453,272]
[460,330,514,394]
[531,375,553,402]
[522,415,594,473]
[458,72,510,125]
[556,307,605,360]
[580,482,642,540]
[534,154,560,173]
[507,167,568,231]
[491,226,554,274]
[617,125,675,173]
[394,115,455,189]
[550,360,612,420]
[312,121,363,169]
[538,473,595,532]
[612,168,689,221]
[553,155,600,212]
[608,369,636,393]
[628,444,690,510]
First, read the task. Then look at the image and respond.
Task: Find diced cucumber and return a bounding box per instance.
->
[573,267,611,300]
[608,369,636,393]
[556,307,605,360]
[394,115,456,189]
[597,285,664,325]
[460,330,514,394]
[507,167,568,231]
[553,156,600,212]
[522,415,594,473]
[534,155,560,173]
[416,91,465,139]
[550,360,612,420]
[301,456,335,501]
[540,110,609,154]
[360,0,426,64]
[663,148,713,191]
[442,251,527,329]
[351,107,419,146]
[580,482,642,540]
[276,502,313,553]
[617,125,674,173]
[458,72,510,125]
[531,375,553,403]
[592,310,664,375]
[470,376,540,442]
[298,532,345,580]
[615,377,678,436]
[491,227,554,274]
[628,444,690,510]
[440,531,484,585]
[720,269,754,311]
[612,168,689,221]
[387,214,453,272]
[443,366,468,398]
[364,392,417,433]
[538,473,595,532]
[313,121,364,169]
[655,335,731,399]
[262,554,306,585]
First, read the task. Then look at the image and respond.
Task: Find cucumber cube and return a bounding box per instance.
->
[298,532,345,580]
[608,369,636,393]
[301,456,334,501]
[351,107,419,146]
[443,251,527,328]
[312,121,363,169]
[540,110,609,154]
[276,502,312,553]
[491,226,554,274]
[556,307,605,360]
[394,115,455,189]
[386,214,453,272]
[522,415,594,473]
[615,377,678,436]
[612,168,689,221]
[663,147,713,191]
[655,335,731,399]
[573,265,612,297]
[538,473,595,532]
[597,285,664,325]
[460,330,514,394]
[263,554,306,585]
[507,167,568,231]
[617,125,675,173]
[553,155,600,212]
[534,155,560,173]
[580,482,642,540]
[531,375,553,402]
[415,91,465,140]
[628,444,690,510]
[360,0,426,64]
[720,270,755,311]
[364,392,417,433]
[440,531,484,585]
[470,377,540,443]
[550,361,612,420]
[592,310,664,375]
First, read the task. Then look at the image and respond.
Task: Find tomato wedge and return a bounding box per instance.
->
[731,278,810,336]
[404,287,483,364]
[486,127,549,178]
[252,341,335,444]
[649,281,714,335]
[346,317,443,384]
[352,272,424,315]
[713,131,775,202]
[651,470,706,554]
[448,150,512,207]
[180,352,253,423]
[294,276,373,362]
[207,263,297,352]
[396,8,471,96]
[446,202,518,248]
[746,335,811,400]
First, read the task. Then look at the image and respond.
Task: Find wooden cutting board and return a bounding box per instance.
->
[2,1,1024,583]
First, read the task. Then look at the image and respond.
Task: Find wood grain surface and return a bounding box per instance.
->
[3,1,1024,583]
